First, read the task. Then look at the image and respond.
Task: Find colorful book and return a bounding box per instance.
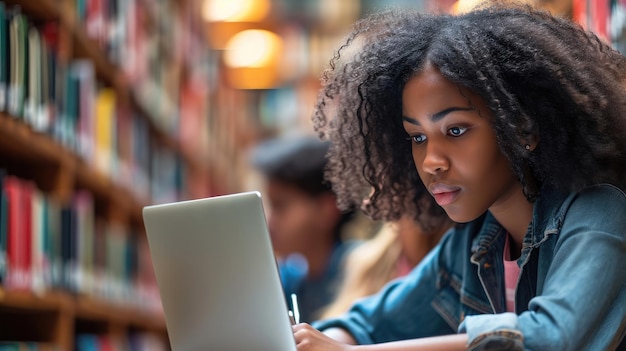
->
[8,9,17,117]
[60,205,76,292]
[85,0,106,48]
[92,219,107,297]
[38,29,50,132]
[73,190,94,295]
[30,187,47,295]
[94,88,116,175]
[40,21,59,135]
[20,180,33,291]
[0,2,8,112]
[8,12,27,118]
[611,0,626,53]
[0,342,21,351]
[131,114,149,200]
[0,169,7,284]
[71,60,95,161]
[4,176,24,290]
[114,104,133,188]
[39,192,51,292]
[51,61,66,144]
[64,65,79,152]
[25,26,41,129]
[76,334,98,351]
[46,198,62,289]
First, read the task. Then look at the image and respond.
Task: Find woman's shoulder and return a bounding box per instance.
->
[559,183,626,235]
[572,183,626,198]
[535,183,625,226]
[566,183,626,212]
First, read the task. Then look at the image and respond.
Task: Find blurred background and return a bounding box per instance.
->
[112,0,619,200]
[0,0,623,349]
[187,0,580,197]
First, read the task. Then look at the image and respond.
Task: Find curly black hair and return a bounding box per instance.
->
[313,3,626,226]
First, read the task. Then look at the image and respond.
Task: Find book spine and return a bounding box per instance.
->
[20,180,33,291]
[73,190,95,295]
[94,88,116,175]
[4,176,23,290]
[0,2,8,112]
[0,169,7,284]
[47,198,63,289]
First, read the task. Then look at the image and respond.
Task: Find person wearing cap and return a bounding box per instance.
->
[251,135,360,323]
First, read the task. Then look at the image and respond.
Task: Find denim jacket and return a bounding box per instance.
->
[313,184,626,350]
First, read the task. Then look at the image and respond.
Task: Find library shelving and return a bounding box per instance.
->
[0,0,220,350]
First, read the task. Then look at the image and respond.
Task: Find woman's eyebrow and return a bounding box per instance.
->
[402,107,474,125]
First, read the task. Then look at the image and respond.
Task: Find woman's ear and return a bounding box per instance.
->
[520,133,540,201]
[516,117,539,152]
[522,134,540,152]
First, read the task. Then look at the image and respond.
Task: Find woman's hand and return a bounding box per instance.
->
[292,323,469,351]
[292,323,355,351]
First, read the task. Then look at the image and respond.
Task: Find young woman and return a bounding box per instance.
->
[291,3,626,351]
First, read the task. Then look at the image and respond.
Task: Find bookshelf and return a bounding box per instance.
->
[0,0,218,350]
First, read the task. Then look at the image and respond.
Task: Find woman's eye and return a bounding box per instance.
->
[448,126,468,137]
[408,134,427,144]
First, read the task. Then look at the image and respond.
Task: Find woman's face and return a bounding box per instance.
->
[401,64,521,223]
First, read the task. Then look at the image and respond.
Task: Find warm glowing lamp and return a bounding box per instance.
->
[451,0,482,14]
[223,29,283,89]
[203,0,272,49]
[202,0,270,22]
[224,29,281,67]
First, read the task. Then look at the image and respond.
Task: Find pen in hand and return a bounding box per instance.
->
[288,310,296,325]
[290,293,300,324]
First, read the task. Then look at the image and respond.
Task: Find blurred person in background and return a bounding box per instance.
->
[251,135,361,323]
[319,213,453,319]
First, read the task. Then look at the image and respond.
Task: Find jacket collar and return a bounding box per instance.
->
[470,186,571,261]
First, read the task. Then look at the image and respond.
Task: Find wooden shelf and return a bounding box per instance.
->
[75,295,166,332]
[5,0,206,179]
[0,113,77,200]
[0,113,145,221]
[0,286,165,333]
[0,114,67,166]
[0,0,216,348]
[0,288,72,313]
[2,0,59,21]
[73,158,146,225]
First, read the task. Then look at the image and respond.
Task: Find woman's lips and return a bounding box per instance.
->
[429,184,461,206]
[432,190,460,206]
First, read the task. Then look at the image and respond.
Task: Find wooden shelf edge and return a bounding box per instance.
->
[0,113,70,166]
[2,0,60,21]
[75,295,166,331]
[73,158,143,220]
[0,113,146,220]
[0,286,166,332]
[0,287,73,312]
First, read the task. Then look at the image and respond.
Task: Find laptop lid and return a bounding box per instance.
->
[142,191,297,351]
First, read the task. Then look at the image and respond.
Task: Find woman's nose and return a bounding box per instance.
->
[421,142,449,175]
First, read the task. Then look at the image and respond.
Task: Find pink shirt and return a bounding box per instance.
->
[503,234,520,313]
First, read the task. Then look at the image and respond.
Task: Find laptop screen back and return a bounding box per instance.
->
[142,191,297,351]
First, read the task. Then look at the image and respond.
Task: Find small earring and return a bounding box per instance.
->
[525,144,531,150]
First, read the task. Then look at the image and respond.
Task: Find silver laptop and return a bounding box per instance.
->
[142,191,298,351]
